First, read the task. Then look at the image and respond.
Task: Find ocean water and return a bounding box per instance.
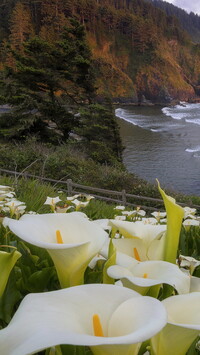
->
[115,103,200,196]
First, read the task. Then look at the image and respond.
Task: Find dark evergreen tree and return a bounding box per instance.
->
[144,0,200,43]
[76,103,123,164]
[40,0,68,41]
[0,19,95,141]
[9,1,34,51]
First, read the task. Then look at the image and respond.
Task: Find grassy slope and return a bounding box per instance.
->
[0,139,200,208]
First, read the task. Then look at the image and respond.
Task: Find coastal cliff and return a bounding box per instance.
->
[84,3,200,104]
[1,0,200,104]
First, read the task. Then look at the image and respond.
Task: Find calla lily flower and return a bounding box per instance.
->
[122,211,136,217]
[0,249,21,297]
[157,181,184,264]
[0,191,15,202]
[108,220,166,261]
[85,195,95,201]
[178,255,200,274]
[107,260,190,295]
[179,266,200,293]
[189,276,200,292]
[0,185,12,191]
[44,196,62,212]
[0,186,13,200]
[151,211,167,219]
[100,240,138,268]
[66,194,94,202]
[0,284,167,355]
[44,196,61,205]
[183,219,199,227]
[66,194,80,201]
[4,192,16,199]
[151,292,200,355]
[136,209,146,217]
[3,213,107,288]
[114,205,126,211]
[160,218,167,224]
[55,205,73,213]
[71,198,90,209]
[141,217,158,225]
[109,220,166,244]
[92,219,111,232]
[111,236,166,261]
[114,215,126,221]
[5,200,26,218]
[183,207,196,219]
[88,254,106,269]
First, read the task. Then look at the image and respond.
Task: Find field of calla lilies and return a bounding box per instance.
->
[0,180,200,355]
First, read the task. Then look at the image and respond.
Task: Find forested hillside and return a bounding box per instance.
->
[0,0,200,105]
[144,0,200,43]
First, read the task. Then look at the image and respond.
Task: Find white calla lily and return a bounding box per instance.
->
[183,219,199,227]
[66,194,81,201]
[3,213,107,288]
[122,211,137,217]
[107,260,190,295]
[178,255,200,274]
[0,191,15,201]
[44,196,61,206]
[71,199,90,208]
[112,238,148,261]
[114,205,126,211]
[88,254,106,269]
[5,200,26,217]
[44,196,62,212]
[92,219,111,232]
[85,195,94,201]
[160,218,167,224]
[0,185,12,191]
[189,276,200,292]
[183,207,196,219]
[109,220,166,245]
[111,237,166,262]
[55,205,73,213]
[151,293,200,355]
[141,217,158,225]
[151,211,167,219]
[134,208,146,217]
[100,239,138,268]
[114,215,126,221]
[184,214,198,220]
[108,220,166,261]
[0,284,167,355]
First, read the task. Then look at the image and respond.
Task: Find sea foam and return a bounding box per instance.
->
[186,146,200,153]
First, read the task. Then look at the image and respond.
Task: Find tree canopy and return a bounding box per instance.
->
[0,19,95,141]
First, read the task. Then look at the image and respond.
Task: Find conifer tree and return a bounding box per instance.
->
[76,103,123,164]
[0,19,95,141]
[9,2,34,50]
[40,0,68,41]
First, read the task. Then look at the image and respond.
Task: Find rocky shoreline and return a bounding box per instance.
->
[112,95,200,107]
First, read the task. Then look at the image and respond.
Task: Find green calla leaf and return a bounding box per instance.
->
[0,249,21,298]
[157,180,184,264]
[0,269,22,324]
[27,267,56,292]
[103,239,116,284]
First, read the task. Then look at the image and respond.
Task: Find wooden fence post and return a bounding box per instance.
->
[122,189,126,205]
[67,179,73,196]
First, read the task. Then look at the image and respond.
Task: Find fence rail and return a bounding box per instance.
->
[0,168,200,212]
